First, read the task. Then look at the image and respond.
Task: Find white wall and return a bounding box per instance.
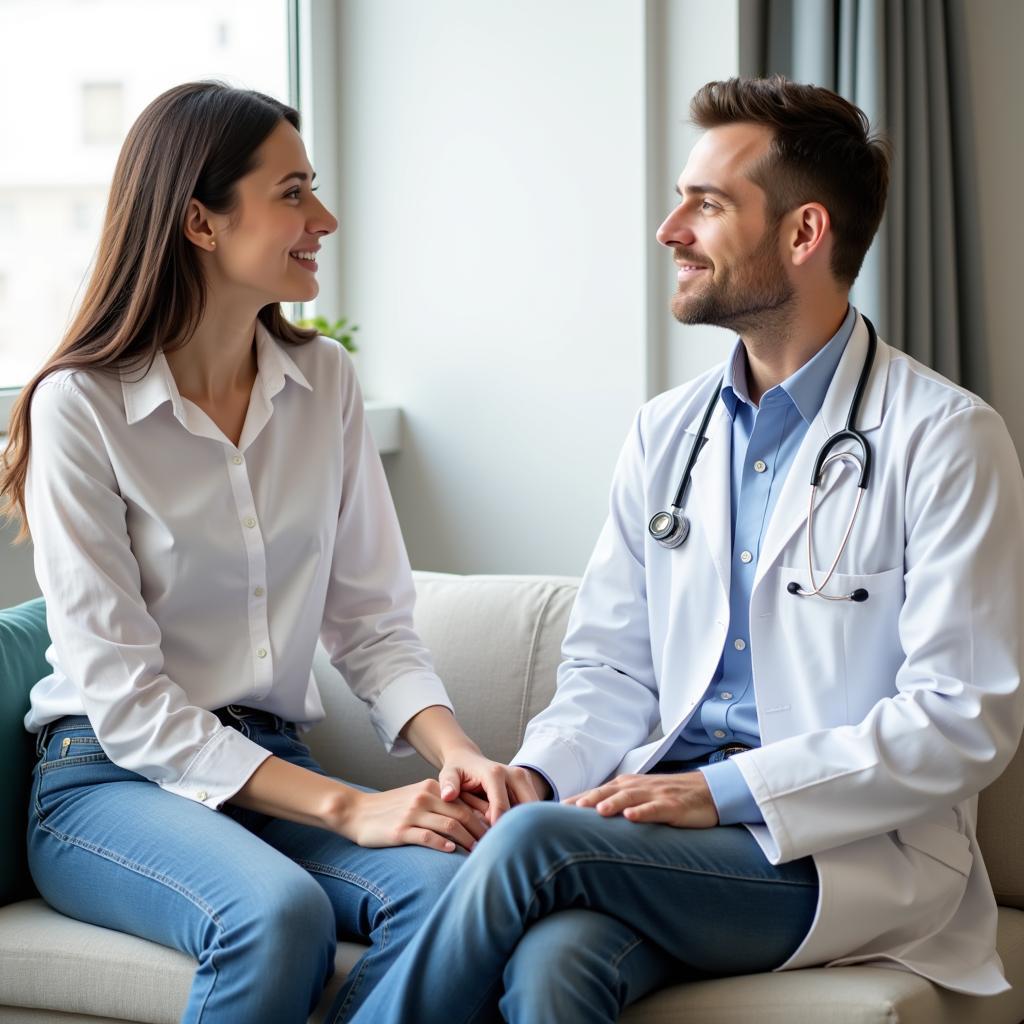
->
[338,0,739,577]
[961,0,1024,456]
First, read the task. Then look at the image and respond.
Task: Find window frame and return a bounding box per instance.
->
[1,0,334,434]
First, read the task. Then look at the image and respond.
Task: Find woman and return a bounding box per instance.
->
[0,81,536,1023]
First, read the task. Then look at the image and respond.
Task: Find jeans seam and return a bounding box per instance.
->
[35,817,225,927]
[293,859,394,909]
[192,930,225,1023]
[532,851,817,890]
[39,752,110,773]
[610,935,643,969]
[297,859,391,1024]
[521,851,815,926]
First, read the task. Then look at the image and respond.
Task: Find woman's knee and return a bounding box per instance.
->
[232,867,336,961]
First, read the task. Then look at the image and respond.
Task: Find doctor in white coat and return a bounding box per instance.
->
[350,76,1024,1024]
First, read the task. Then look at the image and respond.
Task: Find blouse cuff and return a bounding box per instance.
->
[369,671,455,755]
[159,726,272,810]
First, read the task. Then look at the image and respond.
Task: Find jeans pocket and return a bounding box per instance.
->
[35,728,137,820]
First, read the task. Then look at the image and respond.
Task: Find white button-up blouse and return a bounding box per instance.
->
[23,322,452,808]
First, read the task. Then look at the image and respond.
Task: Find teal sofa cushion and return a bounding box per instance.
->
[0,598,49,906]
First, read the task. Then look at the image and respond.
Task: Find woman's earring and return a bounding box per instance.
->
[210,240,217,250]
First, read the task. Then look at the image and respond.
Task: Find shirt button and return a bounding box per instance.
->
[244,516,257,529]
[733,638,746,651]
[714,730,727,739]
[753,459,767,473]
[256,648,267,659]
[254,586,265,597]
[197,791,208,802]
[720,691,733,700]
[739,550,753,564]
[232,455,243,465]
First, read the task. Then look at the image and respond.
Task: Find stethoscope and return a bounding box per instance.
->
[648,316,878,603]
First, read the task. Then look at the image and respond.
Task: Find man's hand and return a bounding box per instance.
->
[563,772,719,828]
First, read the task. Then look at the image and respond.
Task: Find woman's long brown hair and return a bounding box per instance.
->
[0,81,317,541]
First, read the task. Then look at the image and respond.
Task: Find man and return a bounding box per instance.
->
[351,76,1024,1023]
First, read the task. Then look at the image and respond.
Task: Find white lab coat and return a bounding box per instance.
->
[514,315,1024,994]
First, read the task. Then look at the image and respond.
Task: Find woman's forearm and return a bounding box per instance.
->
[400,705,480,769]
[229,755,357,832]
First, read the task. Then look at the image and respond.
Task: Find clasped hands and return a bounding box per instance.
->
[344,753,717,855]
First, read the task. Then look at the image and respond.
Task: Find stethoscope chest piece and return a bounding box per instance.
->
[649,509,689,548]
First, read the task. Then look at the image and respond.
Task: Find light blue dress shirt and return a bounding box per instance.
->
[661,305,857,824]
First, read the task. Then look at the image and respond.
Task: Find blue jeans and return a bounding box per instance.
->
[27,707,466,1024]
[349,800,820,1024]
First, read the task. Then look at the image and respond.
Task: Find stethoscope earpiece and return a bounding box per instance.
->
[788,580,870,602]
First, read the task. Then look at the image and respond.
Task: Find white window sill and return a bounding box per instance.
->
[364,401,402,454]
[1,388,402,454]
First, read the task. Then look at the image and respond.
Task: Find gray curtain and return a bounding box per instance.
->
[739,0,986,394]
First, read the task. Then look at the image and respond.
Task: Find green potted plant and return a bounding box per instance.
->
[296,315,359,354]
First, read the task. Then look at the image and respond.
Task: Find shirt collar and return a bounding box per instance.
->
[720,304,857,424]
[121,320,312,426]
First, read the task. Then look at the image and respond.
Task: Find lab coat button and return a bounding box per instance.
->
[753,459,767,473]
[733,638,746,651]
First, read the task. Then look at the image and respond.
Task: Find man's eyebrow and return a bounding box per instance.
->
[274,171,317,185]
[675,183,736,203]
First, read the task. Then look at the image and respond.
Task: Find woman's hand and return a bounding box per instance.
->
[437,749,542,825]
[563,772,719,829]
[332,779,490,853]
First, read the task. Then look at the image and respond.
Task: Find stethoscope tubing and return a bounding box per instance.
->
[650,315,879,603]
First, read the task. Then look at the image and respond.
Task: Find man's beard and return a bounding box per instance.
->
[670,224,795,335]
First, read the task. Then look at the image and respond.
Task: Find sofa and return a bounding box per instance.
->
[1,570,1023,1023]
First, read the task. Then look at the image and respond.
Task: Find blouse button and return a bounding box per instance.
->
[714,730,727,739]
[733,638,746,651]
[753,459,767,473]
[197,791,208,802]
[256,648,268,659]
[254,586,265,597]
[232,455,243,465]
[244,516,257,529]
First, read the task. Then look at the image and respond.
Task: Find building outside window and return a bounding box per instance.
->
[0,0,292,393]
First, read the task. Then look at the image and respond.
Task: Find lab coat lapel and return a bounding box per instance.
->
[688,401,732,604]
[754,315,889,590]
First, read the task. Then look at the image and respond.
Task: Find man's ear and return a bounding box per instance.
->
[183,198,218,252]
[787,202,830,269]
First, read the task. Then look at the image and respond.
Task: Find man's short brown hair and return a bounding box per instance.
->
[691,75,891,287]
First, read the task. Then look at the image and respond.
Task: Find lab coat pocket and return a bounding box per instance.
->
[896,822,974,877]
[773,565,904,729]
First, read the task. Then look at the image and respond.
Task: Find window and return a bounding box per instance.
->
[0,0,293,399]
[81,82,124,145]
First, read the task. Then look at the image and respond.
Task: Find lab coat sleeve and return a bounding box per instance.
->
[512,410,661,800]
[318,352,453,755]
[25,380,272,809]
[734,403,1024,863]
